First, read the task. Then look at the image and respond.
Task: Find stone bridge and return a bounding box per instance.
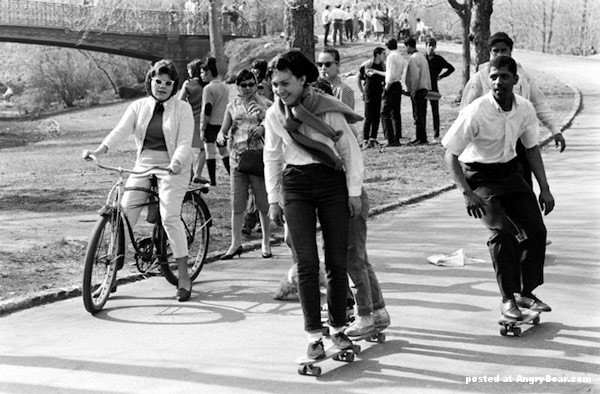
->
[0,0,251,79]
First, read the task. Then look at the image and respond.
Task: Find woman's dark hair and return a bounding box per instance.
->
[202,63,218,78]
[490,55,517,76]
[186,59,203,79]
[235,69,257,85]
[145,59,179,99]
[312,78,333,96]
[251,58,268,81]
[269,50,318,86]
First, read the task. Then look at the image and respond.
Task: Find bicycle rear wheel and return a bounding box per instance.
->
[82,213,124,314]
[161,192,210,286]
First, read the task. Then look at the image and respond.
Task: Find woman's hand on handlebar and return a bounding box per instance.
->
[82,145,107,161]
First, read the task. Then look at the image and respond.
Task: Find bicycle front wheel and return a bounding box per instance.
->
[161,192,210,286]
[82,213,124,314]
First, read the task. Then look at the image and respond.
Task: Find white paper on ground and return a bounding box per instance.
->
[427,248,485,267]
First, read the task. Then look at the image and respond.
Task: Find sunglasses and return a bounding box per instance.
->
[316,61,336,68]
[239,82,256,88]
[153,78,174,86]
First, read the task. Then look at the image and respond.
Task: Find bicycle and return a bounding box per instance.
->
[82,155,212,314]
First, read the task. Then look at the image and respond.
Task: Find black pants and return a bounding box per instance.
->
[429,94,440,137]
[464,160,547,299]
[363,95,382,141]
[381,82,402,143]
[344,20,353,40]
[323,23,331,45]
[411,89,428,142]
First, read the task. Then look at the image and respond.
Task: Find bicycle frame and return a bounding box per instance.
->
[89,155,170,274]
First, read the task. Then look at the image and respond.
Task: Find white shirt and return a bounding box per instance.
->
[461,61,560,135]
[405,51,432,92]
[442,92,539,164]
[385,50,407,85]
[322,9,331,25]
[329,7,345,21]
[263,104,364,204]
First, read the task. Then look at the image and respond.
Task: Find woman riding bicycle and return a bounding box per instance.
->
[82,59,195,302]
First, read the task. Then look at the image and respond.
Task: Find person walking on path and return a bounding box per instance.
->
[442,55,555,320]
[379,38,407,146]
[404,37,431,145]
[425,37,454,141]
[179,59,209,184]
[263,50,364,359]
[200,61,230,186]
[216,69,272,260]
[82,59,194,302]
[322,5,332,46]
[358,47,386,147]
[461,31,566,187]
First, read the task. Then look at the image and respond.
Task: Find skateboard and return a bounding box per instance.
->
[498,309,541,337]
[348,328,386,344]
[296,344,361,376]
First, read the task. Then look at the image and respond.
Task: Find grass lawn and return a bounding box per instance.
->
[0,41,576,301]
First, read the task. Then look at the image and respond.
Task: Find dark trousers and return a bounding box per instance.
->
[333,20,344,44]
[363,95,382,141]
[381,82,402,143]
[516,139,533,187]
[282,164,350,332]
[429,95,440,138]
[344,19,354,40]
[464,160,547,299]
[411,88,428,142]
[323,23,331,45]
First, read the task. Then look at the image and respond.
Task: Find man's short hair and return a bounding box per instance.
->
[321,47,341,62]
[373,46,385,58]
[489,32,514,50]
[490,55,517,76]
[404,37,417,48]
[386,38,398,50]
[425,37,437,46]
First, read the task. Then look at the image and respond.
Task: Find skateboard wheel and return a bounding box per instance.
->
[500,326,508,336]
[333,354,341,361]
[298,365,308,375]
[377,333,386,343]
[513,327,521,337]
[311,366,322,376]
[533,316,540,325]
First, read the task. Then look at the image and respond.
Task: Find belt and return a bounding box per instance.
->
[334,19,343,22]
[465,157,519,171]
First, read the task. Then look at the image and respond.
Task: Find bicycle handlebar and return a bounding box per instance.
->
[87,155,170,176]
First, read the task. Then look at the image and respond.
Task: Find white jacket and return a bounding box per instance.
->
[102,96,194,167]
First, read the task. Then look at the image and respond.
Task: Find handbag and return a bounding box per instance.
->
[237,133,264,177]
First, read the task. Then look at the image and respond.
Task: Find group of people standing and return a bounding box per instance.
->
[358,36,455,148]
[81,28,566,360]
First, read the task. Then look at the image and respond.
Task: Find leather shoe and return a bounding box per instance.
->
[262,251,273,259]
[220,245,243,260]
[177,283,192,302]
[500,299,523,320]
[515,294,552,312]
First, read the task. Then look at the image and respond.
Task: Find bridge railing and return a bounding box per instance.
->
[0,0,225,36]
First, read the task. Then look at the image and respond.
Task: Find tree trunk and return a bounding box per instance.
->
[547,0,558,52]
[580,0,589,55]
[447,0,473,92]
[208,0,227,78]
[283,0,314,60]
[542,2,548,53]
[471,0,493,67]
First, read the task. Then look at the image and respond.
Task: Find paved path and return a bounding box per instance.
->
[0,48,598,393]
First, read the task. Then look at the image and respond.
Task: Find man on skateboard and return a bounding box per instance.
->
[442,55,555,321]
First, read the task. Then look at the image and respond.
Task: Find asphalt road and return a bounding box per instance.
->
[0,45,598,394]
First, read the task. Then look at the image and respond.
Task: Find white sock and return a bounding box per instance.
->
[307,331,322,343]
